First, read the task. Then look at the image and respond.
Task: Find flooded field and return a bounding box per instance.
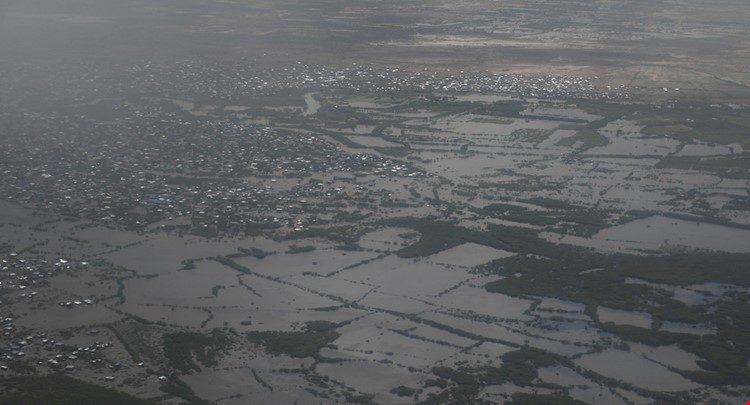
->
[593,215,750,253]
[575,349,701,391]
[1,64,749,404]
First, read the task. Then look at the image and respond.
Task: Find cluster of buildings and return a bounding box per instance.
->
[107,62,630,101]
[0,102,418,235]
[0,61,627,241]
[0,61,628,106]
[0,254,65,306]
[0,250,140,382]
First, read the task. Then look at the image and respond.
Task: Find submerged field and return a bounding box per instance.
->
[0,62,749,404]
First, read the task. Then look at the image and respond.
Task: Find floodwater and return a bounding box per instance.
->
[597,307,652,328]
[450,93,515,103]
[676,143,740,156]
[348,124,379,134]
[624,278,722,306]
[537,366,631,405]
[585,120,680,156]
[338,255,474,298]
[521,106,602,122]
[345,135,401,148]
[575,349,701,391]
[660,321,715,336]
[8,82,750,404]
[224,105,250,112]
[358,227,416,251]
[349,101,386,109]
[171,99,195,111]
[593,215,750,253]
[425,242,515,267]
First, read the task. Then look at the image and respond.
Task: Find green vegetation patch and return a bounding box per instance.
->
[347,94,404,106]
[552,104,629,150]
[596,295,750,386]
[334,211,369,222]
[237,247,275,259]
[390,385,417,397]
[242,221,282,236]
[474,100,527,117]
[507,128,553,143]
[326,131,368,149]
[315,106,377,126]
[637,108,750,148]
[385,213,608,260]
[520,197,577,210]
[381,218,502,258]
[247,321,340,358]
[289,225,369,250]
[286,244,316,254]
[476,202,609,235]
[373,146,412,157]
[484,251,750,314]
[483,348,558,386]
[160,375,210,405]
[656,154,750,179]
[509,393,587,405]
[556,128,608,149]
[470,116,514,124]
[483,244,750,386]
[425,348,561,403]
[0,374,152,405]
[383,217,577,258]
[163,329,234,372]
[477,203,557,227]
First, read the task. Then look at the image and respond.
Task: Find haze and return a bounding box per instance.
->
[0,1,748,404]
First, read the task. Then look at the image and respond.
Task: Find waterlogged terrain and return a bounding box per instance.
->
[0,62,749,404]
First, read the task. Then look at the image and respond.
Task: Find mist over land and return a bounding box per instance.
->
[0,1,749,404]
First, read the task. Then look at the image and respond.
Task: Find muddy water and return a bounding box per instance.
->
[597,307,652,328]
[576,349,701,391]
[593,215,750,253]
[303,92,320,116]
